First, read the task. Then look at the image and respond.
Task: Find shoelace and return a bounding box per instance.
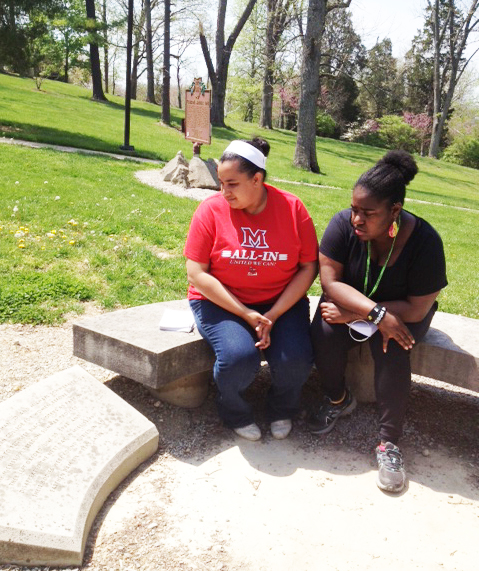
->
[381,449,403,472]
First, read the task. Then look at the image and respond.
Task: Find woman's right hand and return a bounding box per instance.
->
[378,312,415,353]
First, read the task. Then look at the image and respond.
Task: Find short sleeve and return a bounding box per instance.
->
[297,202,319,263]
[183,201,216,263]
[318,211,351,264]
[407,227,447,296]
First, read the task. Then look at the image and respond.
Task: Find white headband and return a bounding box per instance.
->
[223,140,266,170]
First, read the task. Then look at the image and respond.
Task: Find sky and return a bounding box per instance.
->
[349,0,427,58]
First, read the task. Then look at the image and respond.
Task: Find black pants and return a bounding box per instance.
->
[311,302,437,444]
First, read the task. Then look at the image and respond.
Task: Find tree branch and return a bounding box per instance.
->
[199,23,217,84]
[326,0,352,14]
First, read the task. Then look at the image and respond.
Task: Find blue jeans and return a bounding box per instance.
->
[190,298,313,429]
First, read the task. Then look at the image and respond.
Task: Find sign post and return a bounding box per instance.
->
[185,78,211,155]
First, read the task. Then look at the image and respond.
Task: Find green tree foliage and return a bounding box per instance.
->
[227,1,265,122]
[0,0,64,73]
[319,9,364,134]
[358,39,404,118]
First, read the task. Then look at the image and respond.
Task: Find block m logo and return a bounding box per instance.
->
[240,227,268,249]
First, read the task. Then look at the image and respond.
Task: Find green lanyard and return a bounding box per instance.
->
[363,220,400,298]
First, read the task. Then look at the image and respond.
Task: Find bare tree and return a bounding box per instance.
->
[293,0,351,172]
[428,0,479,157]
[199,0,258,126]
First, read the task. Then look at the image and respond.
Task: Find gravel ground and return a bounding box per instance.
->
[1,304,478,570]
[1,175,478,570]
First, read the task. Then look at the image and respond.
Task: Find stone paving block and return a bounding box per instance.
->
[0,366,159,567]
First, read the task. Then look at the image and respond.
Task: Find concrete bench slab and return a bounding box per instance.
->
[73,300,215,408]
[73,299,479,406]
[0,366,159,567]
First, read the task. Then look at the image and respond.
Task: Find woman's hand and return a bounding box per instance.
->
[245,310,273,349]
[378,312,415,353]
[320,302,357,324]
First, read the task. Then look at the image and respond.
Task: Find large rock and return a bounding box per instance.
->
[170,164,190,188]
[188,156,220,190]
[0,366,159,567]
[159,151,189,182]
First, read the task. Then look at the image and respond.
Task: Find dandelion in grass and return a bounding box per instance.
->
[69,240,75,245]
[50,229,56,234]
[15,181,19,185]
[55,196,60,200]
[14,231,24,238]
[13,205,18,213]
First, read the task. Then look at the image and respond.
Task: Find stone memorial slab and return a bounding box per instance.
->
[0,366,159,567]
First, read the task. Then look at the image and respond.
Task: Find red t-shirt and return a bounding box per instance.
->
[184,183,318,304]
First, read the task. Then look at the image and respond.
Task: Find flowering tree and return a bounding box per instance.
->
[403,112,433,155]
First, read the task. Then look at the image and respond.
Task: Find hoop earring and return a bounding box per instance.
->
[388,220,398,238]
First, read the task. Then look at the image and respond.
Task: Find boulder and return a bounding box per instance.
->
[160,151,189,182]
[170,164,190,188]
[188,156,220,190]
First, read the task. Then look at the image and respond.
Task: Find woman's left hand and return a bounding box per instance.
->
[320,302,356,324]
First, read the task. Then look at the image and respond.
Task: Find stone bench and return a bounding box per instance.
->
[73,298,479,406]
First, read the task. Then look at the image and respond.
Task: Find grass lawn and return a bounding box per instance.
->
[0,73,478,323]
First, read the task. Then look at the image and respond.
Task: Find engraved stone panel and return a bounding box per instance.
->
[0,366,159,567]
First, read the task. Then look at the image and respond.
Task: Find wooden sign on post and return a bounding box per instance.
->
[185,78,211,146]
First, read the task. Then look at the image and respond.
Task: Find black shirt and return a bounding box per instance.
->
[319,209,448,302]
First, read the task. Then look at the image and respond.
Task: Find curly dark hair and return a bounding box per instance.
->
[220,136,270,180]
[355,150,418,205]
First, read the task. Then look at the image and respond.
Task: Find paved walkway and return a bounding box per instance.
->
[0,136,163,165]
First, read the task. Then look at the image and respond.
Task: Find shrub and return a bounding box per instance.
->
[376,115,419,152]
[316,112,338,138]
[442,137,479,169]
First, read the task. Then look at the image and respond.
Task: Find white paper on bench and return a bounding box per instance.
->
[159,308,196,333]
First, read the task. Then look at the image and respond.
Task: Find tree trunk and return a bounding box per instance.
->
[145,0,156,103]
[260,0,290,129]
[162,0,171,123]
[294,0,351,171]
[102,0,109,93]
[293,0,326,172]
[85,0,107,101]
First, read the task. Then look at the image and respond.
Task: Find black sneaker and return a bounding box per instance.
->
[376,442,406,493]
[308,388,357,435]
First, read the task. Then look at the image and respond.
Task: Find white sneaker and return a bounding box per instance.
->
[271,419,292,440]
[234,423,261,441]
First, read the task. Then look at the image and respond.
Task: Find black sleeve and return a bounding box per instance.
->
[407,225,448,296]
[318,211,351,264]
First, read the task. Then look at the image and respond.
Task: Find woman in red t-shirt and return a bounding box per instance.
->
[184,137,318,441]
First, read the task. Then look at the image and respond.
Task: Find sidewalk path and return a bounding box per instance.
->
[0,136,164,165]
[4,136,479,213]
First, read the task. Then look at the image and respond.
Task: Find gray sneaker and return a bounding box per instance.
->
[376,442,406,493]
[308,388,357,435]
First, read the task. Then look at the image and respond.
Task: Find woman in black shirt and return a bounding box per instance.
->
[309,150,447,493]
